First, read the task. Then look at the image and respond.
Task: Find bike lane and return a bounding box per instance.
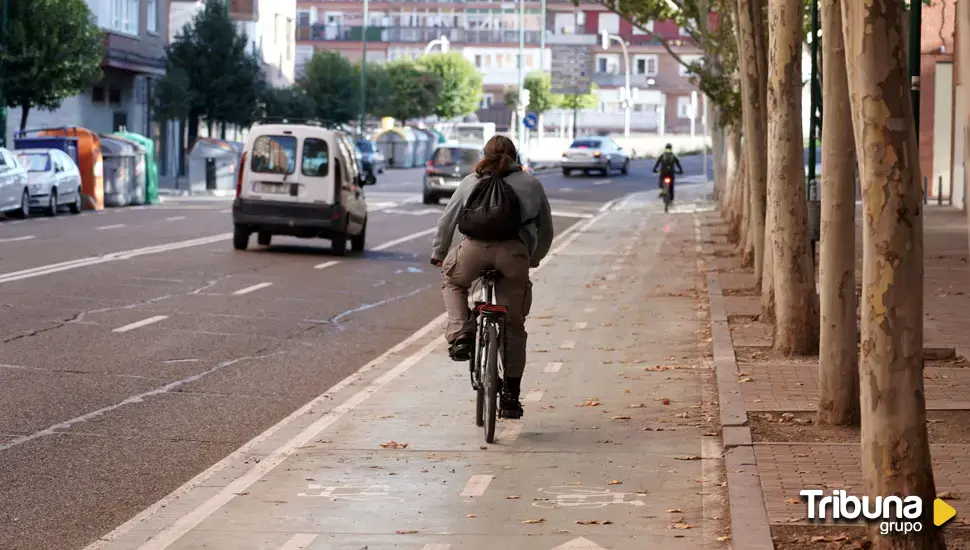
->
[89,190,730,550]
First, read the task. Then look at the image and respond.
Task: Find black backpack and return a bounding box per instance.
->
[458,169,525,241]
[660,152,677,172]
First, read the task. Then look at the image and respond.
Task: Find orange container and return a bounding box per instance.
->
[39,127,104,210]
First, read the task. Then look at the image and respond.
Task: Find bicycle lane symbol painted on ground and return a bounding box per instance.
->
[531,486,647,509]
[297,482,414,504]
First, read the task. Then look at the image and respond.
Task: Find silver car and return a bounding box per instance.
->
[561,137,631,177]
[16,148,83,216]
[0,147,30,218]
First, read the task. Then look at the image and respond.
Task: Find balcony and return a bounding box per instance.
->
[592,73,653,88]
[297,24,542,45]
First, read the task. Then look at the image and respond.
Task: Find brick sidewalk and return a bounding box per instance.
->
[701,205,970,548]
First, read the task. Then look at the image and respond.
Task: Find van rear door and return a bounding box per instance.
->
[297,134,337,206]
[247,134,300,202]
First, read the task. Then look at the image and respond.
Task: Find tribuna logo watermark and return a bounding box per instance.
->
[801,490,957,535]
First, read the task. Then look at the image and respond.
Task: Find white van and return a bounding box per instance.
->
[232,121,373,255]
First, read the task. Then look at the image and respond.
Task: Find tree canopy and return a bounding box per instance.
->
[301,51,360,125]
[418,52,483,120]
[3,0,104,131]
[380,58,442,123]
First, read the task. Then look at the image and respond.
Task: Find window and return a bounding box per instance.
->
[18,153,51,173]
[554,13,576,34]
[147,0,157,32]
[479,95,493,109]
[596,54,619,74]
[108,87,122,105]
[252,135,298,175]
[297,11,311,26]
[286,18,292,60]
[300,138,329,177]
[680,55,702,76]
[432,147,482,167]
[102,0,139,34]
[677,96,695,119]
[525,55,534,69]
[92,86,105,103]
[569,139,602,149]
[598,13,620,34]
[474,54,482,67]
[635,55,658,76]
[633,21,653,35]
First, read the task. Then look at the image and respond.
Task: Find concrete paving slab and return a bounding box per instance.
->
[730,322,773,348]
[718,272,757,292]
[723,295,761,318]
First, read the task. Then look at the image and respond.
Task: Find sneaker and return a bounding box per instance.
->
[449,338,473,362]
[499,395,524,419]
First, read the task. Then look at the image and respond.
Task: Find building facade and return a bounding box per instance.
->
[294,0,704,134]
[5,0,168,151]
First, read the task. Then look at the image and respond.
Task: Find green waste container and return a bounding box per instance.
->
[115,131,159,204]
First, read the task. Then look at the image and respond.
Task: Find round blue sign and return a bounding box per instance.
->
[523,113,538,130]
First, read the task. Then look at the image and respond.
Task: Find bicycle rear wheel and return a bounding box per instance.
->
[483,324,500,443]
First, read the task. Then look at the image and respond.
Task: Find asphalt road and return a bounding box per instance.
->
[0,153,711,550]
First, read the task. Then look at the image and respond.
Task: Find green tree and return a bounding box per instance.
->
[381,59,442,123]
[262,85,316,120]
[3,0,103,131]
[558,86,599,137]
[156,0,264,145]
[418,52,483,119]
[356,62,393,118]
[523,71,558,115]
[302,51,360,125]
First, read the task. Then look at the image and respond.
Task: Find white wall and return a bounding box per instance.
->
[933,62,954,199]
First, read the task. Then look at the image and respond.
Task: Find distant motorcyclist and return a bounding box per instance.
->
[653,144,683,201]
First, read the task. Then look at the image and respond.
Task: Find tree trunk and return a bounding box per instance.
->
[737,154,752,258]
[818,0,859,426]
[959,0,970,255]
[737,0,769,282]
[724,124,743,240]
[768,0,818,353]
[220,123,227,140]
[841,0,942,546]
[19,105,30,131]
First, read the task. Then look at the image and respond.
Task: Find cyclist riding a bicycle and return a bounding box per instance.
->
[653,143,684,201]
[431,135,554,419]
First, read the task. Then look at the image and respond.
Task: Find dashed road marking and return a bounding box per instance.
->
[551,210,595,219]
[544,361,563,373]
[233,282,273,296]
[372,227,437,251]
[96,223,125,230]
[524,389,545,403]
[280,534,318,550]
[422,545,451,550]
[593,179,612,186]
[0,235,35,243]
[313,260,340,270]
[113,315,168,333]
[165,216,187,222]
[561,340,576,350]
[574,322,588,330]
[460,475,493,497]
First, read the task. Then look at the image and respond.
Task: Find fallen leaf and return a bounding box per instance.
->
[784,498,801,504]
[577,399,602,407]
[810,535,848,543]
[376,415,394,419]
[576,520,613,525]
[665,508,683,513]
[628,403,646,408]
[608,480,623,485]
[522,518,546,524]
[396,530,419,535]
[717,535,731,542]
[675,456,701,461]
[738,377,753,383]
[506,495,520,500]
[662,398,672,405]
[612,416,632,420]
[380,441,409,449]
[467,514,477,518]
[235,492,250,496]
[938,491,957,499]
[670,522,695,530]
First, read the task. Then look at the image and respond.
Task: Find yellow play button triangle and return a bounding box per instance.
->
[934,498,957,527]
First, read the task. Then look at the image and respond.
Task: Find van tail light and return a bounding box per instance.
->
[236,152,246,197]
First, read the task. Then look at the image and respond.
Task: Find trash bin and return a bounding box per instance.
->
[100,135,137,207]
[375,128,417,168]
[188,138,240,194]
[114,130,159,204]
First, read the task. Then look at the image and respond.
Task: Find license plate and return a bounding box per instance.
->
[253,182,285,194]
[569,153,588,160]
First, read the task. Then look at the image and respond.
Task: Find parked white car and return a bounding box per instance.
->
[0,147,30,218]
[15,148,82,216]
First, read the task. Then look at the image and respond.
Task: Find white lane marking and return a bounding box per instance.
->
[84,198,628,550]
[524,389,545,403]
[372,227,437,251]
[0,233,232,286]
[0,235,35,243]
[574,322,588,330]
[499,423,523,441]
[313,260,340,270]
[165,216,186,222]
[561,340,576,350]
[280,534,318,550]
[113,315,168,333]
[560,187,574,192]
[219,209,230,214]
[422,545,451,550]
[606,273,617,281]
[544,361,563,373]
[96,224,126,230]
[232,282,273,296]
[593,179,612,186]
[551,210,595,219]
[598,198,618,212]
[460,475,494,497]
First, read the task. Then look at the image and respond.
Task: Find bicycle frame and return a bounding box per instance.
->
[469,273,506,392]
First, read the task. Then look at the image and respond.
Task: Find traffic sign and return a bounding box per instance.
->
[523,113,538,130]
[550,45,594,95]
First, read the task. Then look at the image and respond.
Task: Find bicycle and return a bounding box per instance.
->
[469,268,507,443]
[660,173,674,213]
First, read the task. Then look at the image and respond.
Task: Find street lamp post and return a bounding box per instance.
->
[0,0,8,148]
[359,0,369,135]
[423,35,450,55]
[517,0,525,148]
[601,30,632,137]
[909,0,921,142]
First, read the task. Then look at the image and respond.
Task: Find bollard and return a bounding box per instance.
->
[939,176,943,206]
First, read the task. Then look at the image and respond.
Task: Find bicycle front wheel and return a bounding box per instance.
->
[483,323,500,443]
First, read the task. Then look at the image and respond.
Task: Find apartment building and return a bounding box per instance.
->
[5,0,168,147]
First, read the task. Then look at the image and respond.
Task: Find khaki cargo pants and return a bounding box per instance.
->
[441,238,532,378]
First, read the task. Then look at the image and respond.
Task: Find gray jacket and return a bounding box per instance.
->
[431,166,555,267]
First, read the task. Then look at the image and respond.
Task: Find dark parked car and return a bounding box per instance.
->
[355,139,385,175]
[422,144,483,204]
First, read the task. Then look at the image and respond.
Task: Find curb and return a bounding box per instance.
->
[695,214,775,550]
